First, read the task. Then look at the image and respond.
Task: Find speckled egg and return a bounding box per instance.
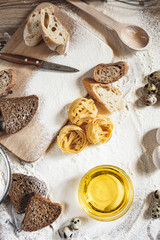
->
[156,83,160,96]
[148,71,160,84]
[142,94,157,106]
[154,190,160,203]
[153,146,160,169]
[144,83,158,95]
[62,226,73,239]
[70,217,81,230]
[151,204,160,219]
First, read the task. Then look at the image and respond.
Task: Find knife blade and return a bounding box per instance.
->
[0,53,79,73]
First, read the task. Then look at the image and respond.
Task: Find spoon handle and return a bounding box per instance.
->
[67,0,120,31]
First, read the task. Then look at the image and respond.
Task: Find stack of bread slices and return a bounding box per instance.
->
[24,3,69,55]
[82,61,129,113]
[9,173,62,232]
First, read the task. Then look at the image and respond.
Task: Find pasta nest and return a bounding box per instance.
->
[57,125,87,154]
[86,115,114,144]
[68,97,98,126]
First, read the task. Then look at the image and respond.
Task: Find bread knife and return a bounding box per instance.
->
[0,53,79,73]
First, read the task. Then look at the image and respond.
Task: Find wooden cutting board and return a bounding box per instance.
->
[0,2,113,162]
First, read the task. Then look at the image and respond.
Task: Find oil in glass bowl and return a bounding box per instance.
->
[78,165,134,221]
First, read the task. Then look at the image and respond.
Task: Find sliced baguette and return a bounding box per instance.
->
[0,69,15,96]
[22,193,62,232]
[24,9,42,47]
[41,6,70,54]
[82,78,123,113]
[0,95,38,134]
[94,61,129,84]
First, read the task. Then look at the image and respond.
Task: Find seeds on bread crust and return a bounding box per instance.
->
[94,61,129,84]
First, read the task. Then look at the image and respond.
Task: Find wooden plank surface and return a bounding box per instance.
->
[0,0,94,36]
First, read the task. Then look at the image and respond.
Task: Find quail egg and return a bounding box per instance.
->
[148,71,160,84]
[70,217,81,230]
[152,146,160,169]
[154,190,160,203]
[156,83,160,96]
[144,83,158,95]
[151,204,160,219]
[142,94,157,106]
[62,226,73,239]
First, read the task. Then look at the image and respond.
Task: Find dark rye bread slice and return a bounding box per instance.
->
[22,193,62,232]
[0,95,38,134]
[9,173,48,214]
[94,61,129,84]
[0,69,16,96]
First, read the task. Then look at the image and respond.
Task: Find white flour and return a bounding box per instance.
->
[0,154,5,199]
[0,1,160,240]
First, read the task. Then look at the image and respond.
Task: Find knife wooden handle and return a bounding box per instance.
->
[0,53,44,67]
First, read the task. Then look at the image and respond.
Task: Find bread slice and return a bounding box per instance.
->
[24,9,42,47]
[0,95,38,134]
[0,69,15,96]
[82,78,123,113]
[41,6,70,54]
[22,193,62,232]
[9,173,48,214]
[94,61,129,84]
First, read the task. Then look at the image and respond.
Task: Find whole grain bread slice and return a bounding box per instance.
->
[82,78,123,113]
[0,95,38,134]
[9,173,48,214]
[22,193,62,232]
[41,6,70,54]
[94,61,129,84]
[0,69,15,96]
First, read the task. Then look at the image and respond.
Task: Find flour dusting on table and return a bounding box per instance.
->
[0,1,160,240]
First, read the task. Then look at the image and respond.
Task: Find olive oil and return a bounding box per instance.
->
[78,165,134,221]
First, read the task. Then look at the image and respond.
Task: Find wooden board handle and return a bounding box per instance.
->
[67,0,120,31]
[0,53,44,67]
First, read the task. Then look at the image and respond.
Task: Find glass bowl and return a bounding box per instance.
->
[0,146,11,204]
[78,165,134,221]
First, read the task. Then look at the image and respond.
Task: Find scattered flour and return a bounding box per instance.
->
[0,1,160,240]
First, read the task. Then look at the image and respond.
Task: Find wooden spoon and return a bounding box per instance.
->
[67,0,150,51]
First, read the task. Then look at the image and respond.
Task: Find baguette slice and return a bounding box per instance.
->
[82,78,123,113]
[9,173,48,214]
[0,69,15,96]
[22,193,62,232]
[41,6,70,54]
[24,9,42,47]
[0,95,38,134]
[94,61,129,84]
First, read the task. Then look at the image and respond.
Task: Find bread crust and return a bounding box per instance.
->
[0,95,39,135]
[82,78,123,113]
[40,6,70,55]
[0,69,16,97]
[9,173,48,214]
[23,2,53,46]
[94,61,129,84]
[22,193,62,232]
